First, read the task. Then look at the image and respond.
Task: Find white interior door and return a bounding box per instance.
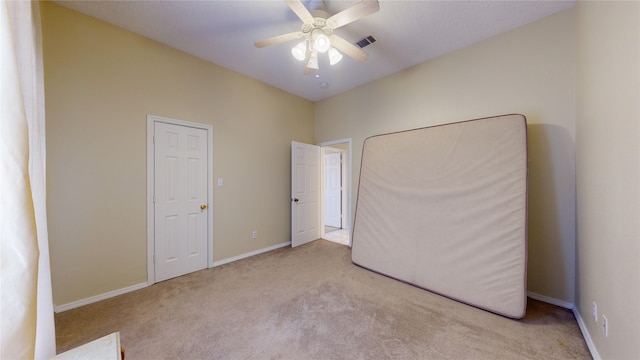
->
[291,141,321,247]
[324,152,342,228]
[154,122,208,282]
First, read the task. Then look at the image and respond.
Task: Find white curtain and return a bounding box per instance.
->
[1,1,56,359]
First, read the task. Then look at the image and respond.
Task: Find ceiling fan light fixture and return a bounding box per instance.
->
[328,47,343,65]
[314,33,331,53]
[291,41,307,61]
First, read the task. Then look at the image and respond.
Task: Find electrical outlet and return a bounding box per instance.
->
[252,231,258,239]
[592,301,598,321]
[602,315,608,337]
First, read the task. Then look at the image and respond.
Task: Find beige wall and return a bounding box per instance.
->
[42,3,314,306]
[575,1,640,358]
[316,10,577,304]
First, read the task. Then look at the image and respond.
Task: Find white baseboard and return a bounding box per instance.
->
[526,292,600,360]
[54,243,291,313]
[573,307,601,360]
[55,282,149,313]
[527,291,573,309]
[212,241,291,267]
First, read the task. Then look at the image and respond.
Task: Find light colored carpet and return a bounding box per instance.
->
[55,240,591,359]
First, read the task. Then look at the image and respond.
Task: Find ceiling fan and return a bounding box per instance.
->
[255,0,380,74]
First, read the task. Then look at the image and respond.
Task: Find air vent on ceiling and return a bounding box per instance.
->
[355,35,376,49]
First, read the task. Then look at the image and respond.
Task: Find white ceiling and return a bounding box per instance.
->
[54,0,575,102]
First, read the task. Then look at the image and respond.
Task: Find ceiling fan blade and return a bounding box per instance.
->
[327,0,379,29]
[285,0,313,23]
[329,35,368,62]
[254,31,304,48]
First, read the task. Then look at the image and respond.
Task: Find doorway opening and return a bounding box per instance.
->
[319,139,351,246]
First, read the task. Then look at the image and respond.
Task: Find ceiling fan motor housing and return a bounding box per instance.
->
[301,10,334,53]
[302,10,335,36]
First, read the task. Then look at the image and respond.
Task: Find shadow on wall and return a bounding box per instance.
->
[526,123,576,301]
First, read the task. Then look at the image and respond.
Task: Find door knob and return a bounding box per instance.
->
[293,198,299,202]
[200,204,207,210]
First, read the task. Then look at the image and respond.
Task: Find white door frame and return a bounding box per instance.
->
[146,114,214,284]
[318,138,352,242]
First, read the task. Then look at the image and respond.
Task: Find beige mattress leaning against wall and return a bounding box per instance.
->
[351,114,528,318]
